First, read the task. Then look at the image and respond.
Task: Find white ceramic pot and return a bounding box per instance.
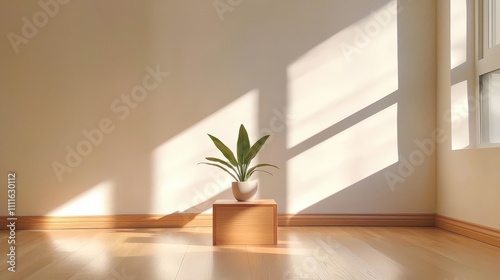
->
[232,181,258,201]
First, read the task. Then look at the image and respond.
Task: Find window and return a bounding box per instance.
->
[477,0,500,145]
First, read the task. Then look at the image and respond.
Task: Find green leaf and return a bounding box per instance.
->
[239,163,249,182]
[243,135,270,165]
[206,157,240,178]
[198,162,239,181]
[237,124,250,165]
[247,169,274,180]
[208,134,238,166]
[247,163,278,176]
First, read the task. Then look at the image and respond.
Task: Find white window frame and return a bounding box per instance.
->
[475,0,500,147]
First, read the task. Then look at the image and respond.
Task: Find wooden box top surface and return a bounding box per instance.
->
[213,199,276,206]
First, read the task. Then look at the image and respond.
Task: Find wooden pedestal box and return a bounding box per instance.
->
[213,199,277,245]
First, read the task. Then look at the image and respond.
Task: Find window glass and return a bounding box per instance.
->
[490,0,500,47]
[480,69,500,143]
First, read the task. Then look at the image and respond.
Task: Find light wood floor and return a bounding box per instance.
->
[1,227,500,280]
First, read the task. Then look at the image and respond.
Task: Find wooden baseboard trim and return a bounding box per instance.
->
[435,215,500,248]
[1,213,435,230]
[1,214,213,230]
[5,214,498,247]
[278,214,436,227]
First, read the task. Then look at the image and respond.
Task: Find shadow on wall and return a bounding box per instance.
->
[0,0,437,217]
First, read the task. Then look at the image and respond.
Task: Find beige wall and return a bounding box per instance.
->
[0,0,437,216]
[437,0,500,230]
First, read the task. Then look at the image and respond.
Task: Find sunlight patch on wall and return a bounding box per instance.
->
[450,0,467,69]
[287,104,398,213]
[151,90,258,214]
[286,0,398,149]
[47,180,114,216]
[450,81,470,150]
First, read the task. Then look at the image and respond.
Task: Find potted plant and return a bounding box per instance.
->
[199,124,278,201]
